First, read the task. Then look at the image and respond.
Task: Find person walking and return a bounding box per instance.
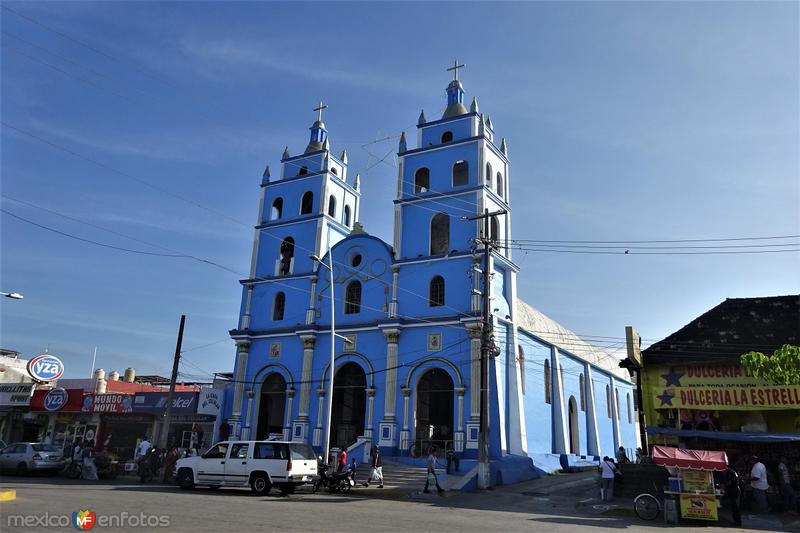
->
[724,467,742,527]
[778,456,796,514]
[600,456,618,501]
[163,445,181,483]
[423,447,444,494]
[363,445,384,488]
[338,447,348,473]
[749,455,769,513]
[135,436,152,462]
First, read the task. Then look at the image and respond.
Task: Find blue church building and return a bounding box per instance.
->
[221,67,638,481]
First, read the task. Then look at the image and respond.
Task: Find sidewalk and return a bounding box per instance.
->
[349,458,466,500]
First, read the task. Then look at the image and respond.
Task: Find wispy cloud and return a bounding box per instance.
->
[25,119,288,164]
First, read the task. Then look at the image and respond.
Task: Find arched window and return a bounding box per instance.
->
[544,359,551,404]
[606,385,611,418]
[485,162,492,183]
[627,393,632,424]
[615,389,621,420]
[272,292,285,321]
[414,168,430,193]
[441,131,453,143]
[490,215,499,242]
[579,373,585,411]
[327,195,336,217]
[300,191,313,214]
[429,275,445,307]
[430,212,450,255]
[270,197,283,220]
[344,281,361,314]
[331,167,338,176]
[452,160,468,186]
[343,205,351,227]
[298,165,308,176]
[496,172,504,197]
[278,237,294,276]
[518,345,525,395]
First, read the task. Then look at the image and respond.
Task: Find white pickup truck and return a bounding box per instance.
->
[175,440,317,495]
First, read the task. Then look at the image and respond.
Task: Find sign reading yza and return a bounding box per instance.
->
[26,354,65,382]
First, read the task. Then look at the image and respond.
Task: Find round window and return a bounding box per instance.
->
[351,254,362,267]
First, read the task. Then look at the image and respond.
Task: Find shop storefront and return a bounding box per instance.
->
[0,383,34,443]
[30,388,92,452]
[132,391,214,452]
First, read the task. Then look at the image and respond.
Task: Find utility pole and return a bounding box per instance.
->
[158,314,186,449]
[467,208,505,489]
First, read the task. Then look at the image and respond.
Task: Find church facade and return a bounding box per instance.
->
[221,68,638,478]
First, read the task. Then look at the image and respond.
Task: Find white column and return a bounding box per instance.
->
[298,336,316,420]
[365,388,375,440]
[306,276,318,324]
[242,390,254,440]
[551,347,569,454]
[283,388,295,441]
[389,266,399,317]
[241,286,253,330]
[610,376,621,450]
[455,386,466,452]
[382,330,400,419]
[584,364,601,457]
[313,388,325,447]
[399,386,411,450]
[230,340,250,436]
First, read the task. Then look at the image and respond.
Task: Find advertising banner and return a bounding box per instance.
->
[82,394,134,413]
[654,385,800,410]
[651,364,800,411]
[679,494,718,521]
[0,383,34,406]
[682,470,713,494]
[30,388,86,412]
[133,392,197,414]
[197,388,221,416]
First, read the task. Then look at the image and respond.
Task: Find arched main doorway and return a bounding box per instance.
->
[330,362,366,449]
[568,395,580,454]
[415,368,454,451]
[257,373,286,440]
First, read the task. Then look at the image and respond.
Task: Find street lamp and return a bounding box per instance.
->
[1,292,23,300]
[311,253,336,465]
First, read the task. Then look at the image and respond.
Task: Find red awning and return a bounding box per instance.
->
[651,445,729,471]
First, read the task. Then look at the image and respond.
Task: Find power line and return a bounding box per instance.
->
[511,235,800,244]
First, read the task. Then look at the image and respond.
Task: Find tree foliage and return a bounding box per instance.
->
[740,344,800,385]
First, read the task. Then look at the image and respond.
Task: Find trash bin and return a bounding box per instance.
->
[664,497,678,525]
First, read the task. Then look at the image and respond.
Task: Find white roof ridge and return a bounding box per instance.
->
[515,298,629,381]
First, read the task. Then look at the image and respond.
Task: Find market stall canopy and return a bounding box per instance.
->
[651,445,728,471]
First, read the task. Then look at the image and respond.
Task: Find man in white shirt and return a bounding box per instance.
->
[136,436,152,462]
[600,456,618,501]
[750,456,769,513]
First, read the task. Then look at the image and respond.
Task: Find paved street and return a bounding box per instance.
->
[1,473,789,532]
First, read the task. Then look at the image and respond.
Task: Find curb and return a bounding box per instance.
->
[0,489,17,501]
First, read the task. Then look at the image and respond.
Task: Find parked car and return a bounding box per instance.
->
[0,442,66,475]
[175,440,317,495]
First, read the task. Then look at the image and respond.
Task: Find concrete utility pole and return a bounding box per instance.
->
[158,314,186,449]
[467,208,506,489]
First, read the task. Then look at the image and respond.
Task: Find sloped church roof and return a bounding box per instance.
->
[516,299,629,379]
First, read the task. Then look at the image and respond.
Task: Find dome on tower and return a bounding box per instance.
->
[442,79,469,119]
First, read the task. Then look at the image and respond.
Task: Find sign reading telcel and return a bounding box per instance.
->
[27,354,65,382]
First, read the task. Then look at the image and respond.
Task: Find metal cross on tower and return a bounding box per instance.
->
[447,60,465,81]
[314,101,328,122]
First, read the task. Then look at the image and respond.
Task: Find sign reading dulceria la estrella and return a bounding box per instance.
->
[650,364,800,410]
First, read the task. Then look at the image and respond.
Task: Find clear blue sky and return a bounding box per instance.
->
[2,2,798,379]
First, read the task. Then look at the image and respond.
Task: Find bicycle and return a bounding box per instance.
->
[634,483,663,521]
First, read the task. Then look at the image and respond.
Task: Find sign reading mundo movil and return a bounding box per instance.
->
[652,364,800,410]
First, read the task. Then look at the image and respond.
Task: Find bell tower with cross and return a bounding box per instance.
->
[237,100,360,336]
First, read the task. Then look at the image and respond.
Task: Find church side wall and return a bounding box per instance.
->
[518,332,554,454]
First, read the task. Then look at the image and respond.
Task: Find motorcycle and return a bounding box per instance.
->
[64,457,83,480]
[328,466,356,494]
[312,460,332,493]
[138,447,161,483]
[94,452,119,480]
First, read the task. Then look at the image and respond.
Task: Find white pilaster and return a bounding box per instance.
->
[584,363,601,457]
[551,347,569,454]
[610,376,621,450]
[230,339,251,436]
[298,335,316,419]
